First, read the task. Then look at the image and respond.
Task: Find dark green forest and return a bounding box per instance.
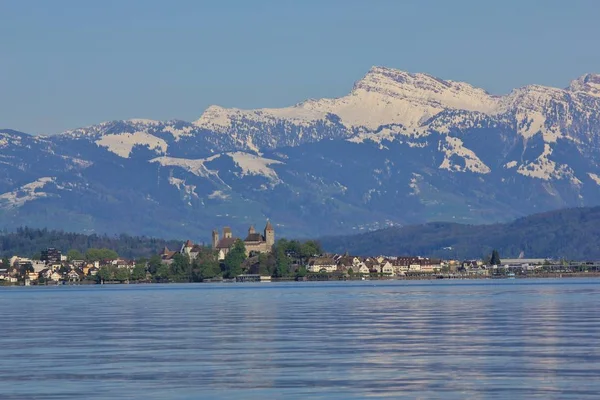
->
[0,227,183,259]
[321,207,600,260]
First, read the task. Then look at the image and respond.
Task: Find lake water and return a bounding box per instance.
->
[1,279,599,399]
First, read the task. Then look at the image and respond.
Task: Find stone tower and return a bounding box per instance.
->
[248,225,256,235]
[264,219,275,247]
[212,229,219,249]
[223,227,232,239]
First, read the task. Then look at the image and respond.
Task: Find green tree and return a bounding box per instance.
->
[97,266,114,282]
[198,248,221,280]
[192,249,221,281]
[490,249,501,266]
[155,263,170,281]
[147,255,163,275]
[274,248,290,278]
[114,268,130,282]
[131,264,147,281]
[1,257,9,269]
[67,249,84,261]
[295,265,307,279]
[348,267,354,277]
[223,239,246,279]
[258,253,271,276]
[170,253,191,281]
[86,248,119,262]
[300,240,322,259]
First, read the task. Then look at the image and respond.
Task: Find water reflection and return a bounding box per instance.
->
[0,280,599,399]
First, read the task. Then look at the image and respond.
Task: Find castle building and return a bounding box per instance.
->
[212,220,275,260]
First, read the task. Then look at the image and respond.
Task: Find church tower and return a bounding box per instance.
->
[264,219,275,247]
[212,229,219,249]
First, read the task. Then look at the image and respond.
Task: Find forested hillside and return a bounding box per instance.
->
[0,227,183,259]
[321,207,600,260]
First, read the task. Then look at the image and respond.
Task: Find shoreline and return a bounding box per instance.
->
[3,272,600,287]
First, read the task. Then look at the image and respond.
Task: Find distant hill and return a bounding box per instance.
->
[320,207,600,260]
[0,227,183,259]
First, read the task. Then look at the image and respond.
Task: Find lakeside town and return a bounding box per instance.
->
[2,221,600,286]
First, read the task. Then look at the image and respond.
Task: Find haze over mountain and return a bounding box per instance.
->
[2,66,600,240]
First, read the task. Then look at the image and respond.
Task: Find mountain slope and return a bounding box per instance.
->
[2,67,600,240]
[320,207,600,260]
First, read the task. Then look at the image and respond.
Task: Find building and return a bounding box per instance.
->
[41,248,62,265]
[212,220,275,260]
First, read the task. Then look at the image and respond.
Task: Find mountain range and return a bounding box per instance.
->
[321,206,600,260]
[2,66,600,240]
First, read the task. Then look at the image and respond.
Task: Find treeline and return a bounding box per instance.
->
[321,206,600,260]
[0,227,182,259]
[96,238,323,283]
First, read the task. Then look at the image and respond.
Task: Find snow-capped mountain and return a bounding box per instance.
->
[2,66,600,240]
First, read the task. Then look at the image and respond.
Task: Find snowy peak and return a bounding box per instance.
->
[352,66,499,113]
[43,67,600,161]
[568,73,600,97]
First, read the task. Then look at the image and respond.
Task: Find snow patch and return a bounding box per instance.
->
[0,177,56,209]
[409,173,421,196]
[163,125,194,141]
[515,111,546,139]
[439,136,491,174]
[505,161,518,169]
[208,190,230,200]
[168,177,198,201]
[517,144,575,180]
[127,119,161,125]
[96,131,168,158]
[226,152,283,183]
[588,173,600,185]
[151,155,220,178]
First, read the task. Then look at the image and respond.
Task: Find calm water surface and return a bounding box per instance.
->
[1,279,599,399]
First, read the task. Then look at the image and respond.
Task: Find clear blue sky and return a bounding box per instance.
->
[1,0,599,134]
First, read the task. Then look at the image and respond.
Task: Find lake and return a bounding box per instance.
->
[1,279,599,399]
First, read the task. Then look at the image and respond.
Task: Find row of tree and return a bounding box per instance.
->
[0,227,182,259]
[94,239,323,282]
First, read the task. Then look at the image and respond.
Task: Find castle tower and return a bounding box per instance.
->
[248,225,255,235]
[212,229,219,249]
[264,219,275,247]
[223,227,232,239]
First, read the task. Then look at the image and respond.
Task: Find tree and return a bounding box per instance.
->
[67,249,84,261]
[155,263,170,281]
[97,266,113,282]
[1,257,9,269]
[114,268,130,282]
[170,253,191,281]
[131,264,147,281]
[86,248,118,262]
[258,253,271,276]
[295,265,307,279]
[273,248,290,278]
[147,255,163,275]
[490,249,501,266]
[223,239,246,279]
[191,247,221,281]
[19,262,34,276]
[348,267,354,277]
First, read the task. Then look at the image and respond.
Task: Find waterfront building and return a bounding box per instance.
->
[212,220,275,260]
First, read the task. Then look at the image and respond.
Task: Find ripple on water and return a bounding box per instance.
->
[0,279,599,399]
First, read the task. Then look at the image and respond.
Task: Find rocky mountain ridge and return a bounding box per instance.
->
[2,66,600,240]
